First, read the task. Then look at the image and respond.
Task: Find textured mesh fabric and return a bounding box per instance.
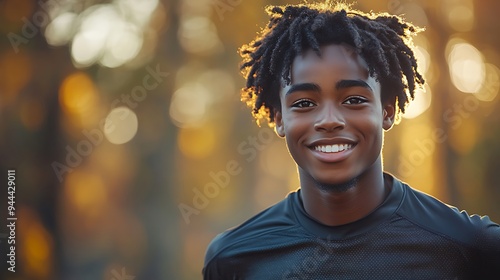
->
[203,173,500,279]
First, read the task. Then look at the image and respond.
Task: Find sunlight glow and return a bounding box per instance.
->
[476,63,500,102]
[403,44,433,119]
[447,41,485,94]
[398,123,436,194]
[403,84,432,119]
[447,3,474,32]
[448,118,478,155]
[414,45,430,76]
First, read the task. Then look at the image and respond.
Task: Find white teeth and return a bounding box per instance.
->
[314,144,352,153]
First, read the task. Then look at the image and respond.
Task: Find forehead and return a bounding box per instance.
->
[290,44,371,82]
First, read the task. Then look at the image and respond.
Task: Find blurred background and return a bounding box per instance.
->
[0,0,499,279]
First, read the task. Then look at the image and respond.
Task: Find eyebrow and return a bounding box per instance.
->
[336,79,373,92]
[285,83,320,95]
[285,79,373,95]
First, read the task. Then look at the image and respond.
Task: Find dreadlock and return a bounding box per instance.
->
[239,1,425,126]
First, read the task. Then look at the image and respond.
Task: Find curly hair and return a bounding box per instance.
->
[239,1,425,126]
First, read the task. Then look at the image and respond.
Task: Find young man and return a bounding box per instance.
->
[203,1,500,279]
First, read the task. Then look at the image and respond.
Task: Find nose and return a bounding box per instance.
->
[314,104,345,132]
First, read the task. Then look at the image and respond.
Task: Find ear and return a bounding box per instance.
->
[274,110,285,138]
[382,103,395,131]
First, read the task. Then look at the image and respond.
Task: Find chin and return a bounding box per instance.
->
[313,175,359,193]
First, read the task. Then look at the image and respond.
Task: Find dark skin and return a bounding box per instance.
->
[275,44,396,226]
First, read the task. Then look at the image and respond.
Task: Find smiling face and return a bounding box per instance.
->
[275,44,395,191]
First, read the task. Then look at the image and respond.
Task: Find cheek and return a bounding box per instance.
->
[350,110,384,139]
[282,115,310,155]
[283,113,310,132]
[283,117,305,146]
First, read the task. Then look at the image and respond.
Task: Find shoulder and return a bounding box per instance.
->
[204,191,302,266]
[395,179,500,250]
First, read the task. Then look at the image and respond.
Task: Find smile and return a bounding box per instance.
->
[313,144,353,153]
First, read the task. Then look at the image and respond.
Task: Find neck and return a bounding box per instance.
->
[299,160,388,226]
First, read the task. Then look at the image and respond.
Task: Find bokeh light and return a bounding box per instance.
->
[403,44,432,119]
[19,207,54,279]
[59,71,100,130]
[100,24,143,68]
[170,68,235,128]
[43,0,160,69]
[3,1,500,279]
[44,12,77,46]
[414,45,431,76]
[178,124,217,159]
[476,63,500,102]
[169,83,212,127]
[403,84,432,119]
[178,16,222,55]
[64,170,108,220]
[104,107,139,145]
[446,0,474,32]
[115,0,159,27]
[71,5,144,68]
[447,40,485,94]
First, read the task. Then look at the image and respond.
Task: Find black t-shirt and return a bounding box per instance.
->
[203,173,500,279]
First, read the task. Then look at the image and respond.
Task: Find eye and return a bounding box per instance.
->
[291,99,316,108]
[344,96,368,105]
